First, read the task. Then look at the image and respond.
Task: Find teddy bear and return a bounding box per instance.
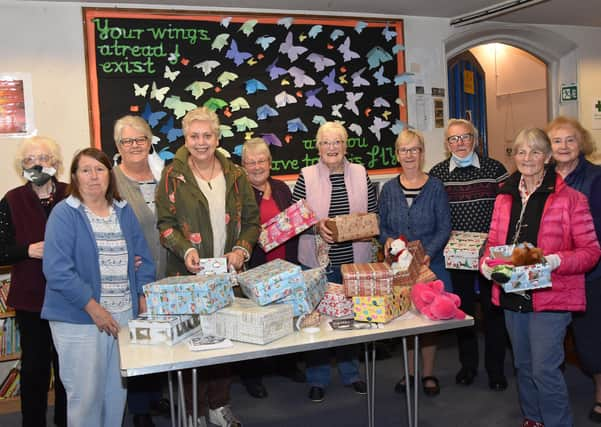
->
[489,242,544,284]
[389,235,413,274]
[410,280,466,321]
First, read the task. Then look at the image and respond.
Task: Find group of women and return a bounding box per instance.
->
[1,108,599,427]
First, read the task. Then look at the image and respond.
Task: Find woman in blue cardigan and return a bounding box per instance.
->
[379,129,452,396]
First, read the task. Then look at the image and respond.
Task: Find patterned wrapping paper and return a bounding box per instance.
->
[128,314,202,345]
[443,231,488,270]
[341,263,394,296]
[297,310,321,329]
[393,286,413,315]
[275,267,328,316]
[325,212,379,242]
[489,245,553,293]
[352,294,401,323]
[197,297,294,345]
[317,283,354,318]
[415,265,437,284]
[144,274,235,315]
[198,257,228,275]
[237,259,305,305]
[258,199,318,252]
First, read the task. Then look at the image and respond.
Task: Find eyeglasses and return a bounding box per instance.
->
[22,154,53,168]
[397,147,422,155]
[244,159,269,168]
[447,133,474,144]
[319,140,343,148]
[120,136,149,146]
[514,149,546,158]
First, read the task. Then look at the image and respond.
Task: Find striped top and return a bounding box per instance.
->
[293,171,377,266]
[400,181,423,208]
[84,206,131,313]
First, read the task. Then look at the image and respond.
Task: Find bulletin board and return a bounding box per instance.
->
[83,9,408,177]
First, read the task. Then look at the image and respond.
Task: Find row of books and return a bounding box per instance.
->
[0,279,9,313]
[0,317,20,357]
[0,361,20,399]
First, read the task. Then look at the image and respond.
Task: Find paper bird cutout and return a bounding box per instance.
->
[373,66,391,86]
[168,51,179,64]
[245,78,267,94]
[194,60,221,76]
[185,81,213,99]
[211,33,230,51]
[355,21,368,34]
[158,147,175,161]
[344,92,364,116]
[221,17,232,28]
[277,17,294,29]
[229,97,250,112]
[396,97,406,107]
[382,23,397,42]
[307,53,335,72]
[223,107,233,118]
[133,83,149,97]
[247,57,258,66]
[180,58,190,66]
[337,37,360,62]
[330,29,345,41]
[348,123,363,136]
[233,144,243,156]
[288,66,316,88]
[160,116,184,143]
[233,116,259,132]
[275,91,297,107]
[305,87,323,108]
[351,67,370,87]
[219,124,234,138]
[322,69,344,94]
[150,82,170,103]
[394,73,414,86]
[287,118,308,133]
[331,104,343,118]
[239,19,258,36]
[217,71,239,87]
[373,97,391,108]
[256,36,276,50]
[226,39,252,66]
[164,96,196,119]
[382,111,392,120]
[256,104,279,120]
[367,46,393,69]
[308,25,323,38]
[392,44,406,54]
[391,119,405,135]
[312,115,327,125]
[267,58,288,80]
[141,103,167,128]
[203,97,228,111]
[262,133,283,147]
[369,116,390,141]
[163,65,180,82]
[299,33,308,42]
[339,74,348,84]
[279,32,308,62]
[281,79,290,86]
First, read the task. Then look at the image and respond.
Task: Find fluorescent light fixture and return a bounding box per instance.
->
[450,0,549,27]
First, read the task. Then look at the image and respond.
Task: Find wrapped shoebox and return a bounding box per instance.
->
[393,286,413,315]
[407,240,426,265]
[352,294,401,323]
[391,256,420,287]
[341,263,394,296]
[317,283,354,318]
[144,274,234,315]
[275,267,327,316]
[198,257,228,275]
[258,199,318,252]
[325,212,379,243]
[237,259,305,305]
[128,314,202,345]
[443,231,488,270]
[489,245,552,293]
[212,297,294,345]
[415,265,437,284]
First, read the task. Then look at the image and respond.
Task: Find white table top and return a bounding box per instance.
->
[118,310,473,377]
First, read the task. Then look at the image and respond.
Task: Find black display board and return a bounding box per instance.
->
[84,9,408,177]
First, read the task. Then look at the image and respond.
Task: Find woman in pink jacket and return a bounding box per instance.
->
[480,128,601,427]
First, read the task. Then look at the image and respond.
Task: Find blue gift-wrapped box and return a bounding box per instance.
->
[275,267,327,316]
[144,274,234,315]
[237,259,304,305]
[489,245,552,293]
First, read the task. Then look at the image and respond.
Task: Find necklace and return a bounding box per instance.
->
[191,156,216,190]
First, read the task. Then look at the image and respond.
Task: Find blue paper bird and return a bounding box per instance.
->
[160,116,184,143]
[141,103,167,128]
[256,104,279,120]
[287,118,308,133]
[367,46,393,69]
[245,79,268,94]
[308,25,323,39]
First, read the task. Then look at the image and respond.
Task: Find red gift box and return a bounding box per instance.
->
[258,199,318,252]
[341,263,394,297]
[317,283,354,318]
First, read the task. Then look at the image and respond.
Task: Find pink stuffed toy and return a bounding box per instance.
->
[410,280,466,320]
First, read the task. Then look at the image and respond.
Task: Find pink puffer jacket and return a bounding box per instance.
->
[482,175,601,312]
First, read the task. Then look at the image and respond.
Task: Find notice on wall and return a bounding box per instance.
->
[592,98,601,130]
[0,73,35,137]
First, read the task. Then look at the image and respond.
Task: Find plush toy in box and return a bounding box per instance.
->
[487,243,551,293]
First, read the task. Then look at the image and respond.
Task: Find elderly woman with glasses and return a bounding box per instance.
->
[378,129,452,397]
[479,128,600,427]
[429,119,510,391]
[292,121,376,403]
[546,116,601,422]
[0,136,68,427]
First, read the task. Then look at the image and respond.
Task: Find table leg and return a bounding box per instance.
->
[363,342,377,427]
[401,337,412,427]
[413,335,419,427]
[192,368,198,427]
[177,370,187,427]
[168,372,176,427]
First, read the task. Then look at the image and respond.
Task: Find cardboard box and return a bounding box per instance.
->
[443,231,488,270]
[341,263,394,296]
[352,294,401,323]
[258,199,318,252]
[275,267,327,316]
[144,274,234,315]
[415,265,437,284]
[393,286,412,315]
[317,283,354,318]
[407,240,426,265]
[198,257,228,275]
[210,297,294,345]
[237,259,305,305]
[128,314,202,345]
[489,245,552,293]
[325,213,379,242]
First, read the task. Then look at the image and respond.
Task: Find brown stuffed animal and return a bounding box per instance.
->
[511,243,544,266]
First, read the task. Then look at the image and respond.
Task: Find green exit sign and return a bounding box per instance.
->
[561,85,578,102]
